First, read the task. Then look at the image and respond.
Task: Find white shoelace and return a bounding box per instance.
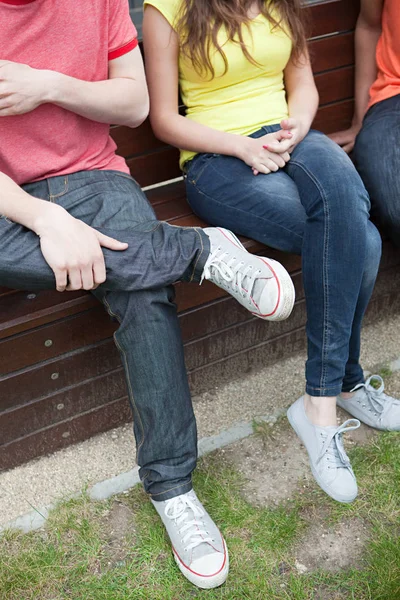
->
[164,495,214,552]
[202,247,259,303]
[351,375,400,417]
[317,419,360,469]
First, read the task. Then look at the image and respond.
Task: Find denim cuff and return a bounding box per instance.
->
[182,227,210,284]
[305,383,343,397]
[149,480,193,502]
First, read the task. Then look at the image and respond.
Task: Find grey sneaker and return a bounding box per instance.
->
[202,227,295,321]
[337,375,400,431]
[287,396,360,503]
[151,490,229,589]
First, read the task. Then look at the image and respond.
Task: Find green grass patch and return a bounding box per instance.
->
[0,432,399,599]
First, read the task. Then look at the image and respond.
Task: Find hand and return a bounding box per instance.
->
[34,203,128,292]
[329,123,361,154]
[0,60,54,116]
[262,118,309,157]
[237,130,292,175]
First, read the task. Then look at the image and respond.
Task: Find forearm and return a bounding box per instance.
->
[353,20,381,126]
[0,172,56,232]
[151,112,245,159]
[287,83,319,135]
[47,71,149,128]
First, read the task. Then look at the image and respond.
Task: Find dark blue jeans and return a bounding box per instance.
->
[353,93,400,247]
[0,170,211,501]
[186,127,382,397]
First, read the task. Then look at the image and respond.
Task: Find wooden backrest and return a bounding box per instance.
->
[111,0,359,188]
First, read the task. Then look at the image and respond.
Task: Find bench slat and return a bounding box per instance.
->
[0,398,132,472]
[0,340,120,413]
[315,66,354,106]
[0,307,117,375]
[310,32,355,74]
[308,0,359,38]
[313,99,354,134]
[0,369,126,445]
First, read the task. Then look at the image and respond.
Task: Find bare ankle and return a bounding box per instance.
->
[304,393,337,427]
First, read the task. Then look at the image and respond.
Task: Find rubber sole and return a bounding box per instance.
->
[256,257,295,322]
[287,405,358,504]
[174,540,229,589]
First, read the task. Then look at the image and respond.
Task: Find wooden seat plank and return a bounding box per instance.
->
[310,32,355,74]
[315,66,354,106]
[307,0,359,39]
[0,306,117,375]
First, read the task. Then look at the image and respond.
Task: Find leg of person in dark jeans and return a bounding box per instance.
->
[0,169,296,590]
[353,94,400,247]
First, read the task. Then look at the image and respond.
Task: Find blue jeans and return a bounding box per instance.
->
[353,93,400,247]
[186,127,382,396]
[0,170,211,501]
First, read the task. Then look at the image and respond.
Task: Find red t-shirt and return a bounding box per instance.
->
[0,0,138,185]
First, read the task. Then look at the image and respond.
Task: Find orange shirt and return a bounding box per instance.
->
[369,0,400,108]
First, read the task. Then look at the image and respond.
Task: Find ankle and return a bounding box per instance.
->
[341,391,355,400]
[304,393,337,426]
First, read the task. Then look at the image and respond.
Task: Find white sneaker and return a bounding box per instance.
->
[202,227,295,321]
[337,375,400,431]
[151,490,229,589]
[287,396,360,503]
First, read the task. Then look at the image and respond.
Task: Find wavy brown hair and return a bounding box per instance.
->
[175,0,308,77]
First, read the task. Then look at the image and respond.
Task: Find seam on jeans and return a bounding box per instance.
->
[102,295,146,452]
[149,479,192,498]
[49,176,69,202]
[289,159,330,392]
[187,154,217,184]
[187,180,304,243]
[307,385,339,392]
[189,227,205,283]
[306,388,341,396]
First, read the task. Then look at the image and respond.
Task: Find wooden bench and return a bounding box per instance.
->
[1,0,399,471]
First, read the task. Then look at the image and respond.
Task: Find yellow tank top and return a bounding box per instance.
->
[144,0,292,168]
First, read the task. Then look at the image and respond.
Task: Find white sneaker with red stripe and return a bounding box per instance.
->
[202,227,294,321]
[151,490,229,589]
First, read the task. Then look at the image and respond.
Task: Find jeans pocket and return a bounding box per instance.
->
[186,154,217,186]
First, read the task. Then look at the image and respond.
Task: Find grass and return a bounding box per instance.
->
[0,432,399,600]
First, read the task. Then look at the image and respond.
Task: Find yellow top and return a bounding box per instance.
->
[144,0,292,168]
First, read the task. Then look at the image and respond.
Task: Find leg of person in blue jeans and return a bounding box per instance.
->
[186,126,400,503]
[352,94,400,247]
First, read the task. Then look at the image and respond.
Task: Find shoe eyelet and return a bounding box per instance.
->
[249,265,253,269]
